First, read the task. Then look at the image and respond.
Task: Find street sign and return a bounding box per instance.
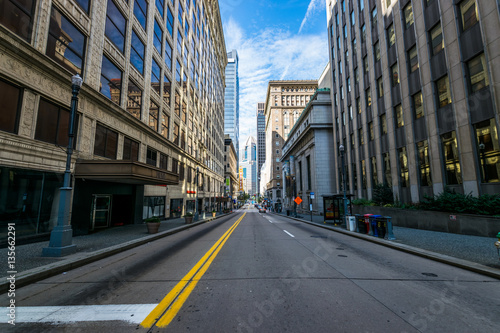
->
[310,192,315,199]
[294,196,302,205]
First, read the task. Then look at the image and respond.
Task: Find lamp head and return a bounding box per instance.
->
[339,144,345,153]
[479,143,485,150]
[71,74,83,88]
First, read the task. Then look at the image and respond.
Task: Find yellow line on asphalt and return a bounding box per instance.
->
[140,213,246,328]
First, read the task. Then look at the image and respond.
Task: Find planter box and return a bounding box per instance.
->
[184,216,193,224]
[352,205,500,237]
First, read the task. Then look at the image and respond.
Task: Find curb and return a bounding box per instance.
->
[271,212,500,280]
[0,214,228,293]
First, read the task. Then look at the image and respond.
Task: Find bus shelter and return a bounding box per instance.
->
[323,194,354,224]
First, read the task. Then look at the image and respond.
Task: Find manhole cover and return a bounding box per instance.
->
[336,248,344,250]
[310,235,327,238]
[338,255,348,257]
[421,273,438,277]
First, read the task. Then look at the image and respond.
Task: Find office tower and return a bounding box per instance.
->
[240,136,257,196]
[225,49,240,159]
[256,102,266,196]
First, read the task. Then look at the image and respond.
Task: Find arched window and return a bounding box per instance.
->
[293,111,299,123]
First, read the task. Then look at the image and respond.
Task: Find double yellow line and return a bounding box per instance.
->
[141,213,246,328]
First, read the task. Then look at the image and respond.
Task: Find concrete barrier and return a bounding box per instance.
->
[352,206,500,237]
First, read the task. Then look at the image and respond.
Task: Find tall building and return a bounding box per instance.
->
[0,0,227,240]
[240,136,257,196]
[224,49,239,158]
[326,0,500,203]
[256,102,266,196]
[263,80,318,210]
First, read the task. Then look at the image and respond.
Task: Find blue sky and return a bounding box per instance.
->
[219,0,329,151]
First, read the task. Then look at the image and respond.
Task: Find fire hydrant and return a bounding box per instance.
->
[495,232,500,260]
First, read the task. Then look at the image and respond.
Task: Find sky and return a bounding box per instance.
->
[219,0,329,151]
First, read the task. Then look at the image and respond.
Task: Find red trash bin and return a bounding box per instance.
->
[363,214,373,234]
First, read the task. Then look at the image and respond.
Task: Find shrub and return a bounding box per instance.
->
[144,216,161,223]
[352,198,375,206]
[372,183,394,205]
[420,189,500,215]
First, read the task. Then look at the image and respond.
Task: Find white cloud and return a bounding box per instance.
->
[299,0,325,34]
[223,18,328,151]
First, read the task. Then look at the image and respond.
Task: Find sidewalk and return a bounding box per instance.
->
[271,210,500,271]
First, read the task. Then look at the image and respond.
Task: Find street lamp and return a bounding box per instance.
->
[339,144,348,228]
[195,167,199,221]
[42,74,83,257]
[479,143,487,183]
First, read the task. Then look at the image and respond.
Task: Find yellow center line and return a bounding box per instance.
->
[141,212,246,328]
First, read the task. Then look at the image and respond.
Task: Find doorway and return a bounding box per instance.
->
[91,195,111,230]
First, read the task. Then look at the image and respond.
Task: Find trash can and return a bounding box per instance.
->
[383,216,396,240]
[364,214,373,235]
[347,216,357,231]
[287,210,290,216]
[376,216,387,238]
[369,215,382,237]
[356,215,366,234]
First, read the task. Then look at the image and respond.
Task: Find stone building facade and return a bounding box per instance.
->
[224,135,238,210]
[0,0,226,239]
[262,80,318,211]
[326,0,500,203]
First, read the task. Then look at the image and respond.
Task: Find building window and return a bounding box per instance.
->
[395,104,404,127]
[413,92,424,119]
[166,6,174,35]
[383,152,392,186]
[174,90,180,116]
[361,160,367,189]
[127,80,142,119]
[417,140,432,186]
[403,3,414,29]
[161,112,169,139]
[441,131,462,185]
[369,122,374,140]
[151,58,161,95]
[0,79,22,134]
[94,123,118,159]
[155,0,164,18]
[163,75,171,105]
[130,30,145,74]
[173,123,179,145]
[391,64,399,87]
[105,0,126,52]
[460,0,478,32]
[100,55,122,104]
[366,88,372,107]
[398,147,409,187]
[153,19,163,54]
[0,0,35,42]
[35,98,77,147]
[176,60,182,84]
[134,0,147,31]
[387,23,395,47]
[377,77,383,98]
[165,41,172,70]
[160,153,168,169]
[371,7,377,30]
[123,137,139,161]
[436,75,451,108]
[467,53,489,93]
[430,23,444,56]
[475,119,500,183]
[408,46,419,73]
[361,24,366,44]
[351,10,355,26]
[371,156,378,186]
[149,100,159,131]
[374,41,380,62]
[380,114,387,135]
[47,7,86,75]
[146,147,157,166]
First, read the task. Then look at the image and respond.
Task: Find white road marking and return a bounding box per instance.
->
[283,230,295,238]
[6,304,157,324]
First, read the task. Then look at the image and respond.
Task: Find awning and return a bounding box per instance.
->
[74,160,179,186]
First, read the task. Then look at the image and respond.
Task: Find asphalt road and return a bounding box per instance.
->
[2,206,499,332]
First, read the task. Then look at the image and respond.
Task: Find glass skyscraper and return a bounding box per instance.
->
[224,49,240,159]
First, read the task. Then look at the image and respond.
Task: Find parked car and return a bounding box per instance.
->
[259,207,266,213]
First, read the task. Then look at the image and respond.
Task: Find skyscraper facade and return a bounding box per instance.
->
[0,0,227,238]
[262,80,318,210]
[326,0,500,203]
[240,136,257,196]
[224,49,240,158]
[256,102,266,196]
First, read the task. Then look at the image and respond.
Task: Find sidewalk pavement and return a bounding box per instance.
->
[1,208,499,293]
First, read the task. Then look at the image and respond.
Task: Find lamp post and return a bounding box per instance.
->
[195,167,199,221]
[339,144,348,229]
[42,74,83,257]
[479,143,487,183]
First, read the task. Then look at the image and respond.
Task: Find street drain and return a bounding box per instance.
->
[421,273,438,277]
[338,255,348,257]
[310,235,327,238]
[336,248,344,250]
